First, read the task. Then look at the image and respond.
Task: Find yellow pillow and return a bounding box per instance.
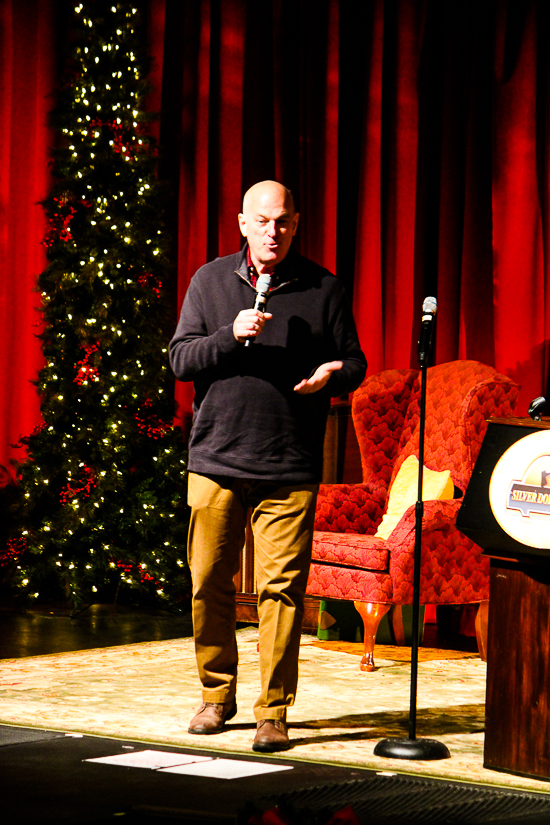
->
[375,455,454,540]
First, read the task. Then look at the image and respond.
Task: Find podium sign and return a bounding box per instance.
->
[489,429,550,550]
[457,418,550,781]
[457,419,550,562]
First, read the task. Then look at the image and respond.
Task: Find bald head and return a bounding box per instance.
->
[238,181,299,273]
[242,180,295,215]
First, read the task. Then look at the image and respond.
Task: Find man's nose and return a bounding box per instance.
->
[266,220,277,236]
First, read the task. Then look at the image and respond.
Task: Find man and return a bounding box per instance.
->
[169,181,366,752]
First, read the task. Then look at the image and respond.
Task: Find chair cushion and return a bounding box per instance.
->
[312,531,389,571]
[307,562,394,602]
[375,455,454,540]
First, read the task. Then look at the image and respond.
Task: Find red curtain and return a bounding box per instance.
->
[0,0,58,472]
[492,1,549,404]
[2,0,550,467]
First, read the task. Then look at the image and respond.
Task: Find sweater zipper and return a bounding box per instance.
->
[235,270,298,294]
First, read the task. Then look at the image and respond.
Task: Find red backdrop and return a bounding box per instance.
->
[2,0,549,470]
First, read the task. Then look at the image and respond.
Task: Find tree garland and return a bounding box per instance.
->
[5,0,190,610]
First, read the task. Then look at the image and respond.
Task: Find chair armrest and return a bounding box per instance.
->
[385,499,463,550]
[314,483,383,534]
[386,499,489,603]
[388,498,462,546]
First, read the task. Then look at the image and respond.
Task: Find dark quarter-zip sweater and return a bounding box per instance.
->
[169,245,367,483]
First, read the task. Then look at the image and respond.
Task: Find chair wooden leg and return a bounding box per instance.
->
[475,600,489,661]
[354,601,391,672]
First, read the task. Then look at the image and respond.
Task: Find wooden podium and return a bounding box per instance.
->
[457,417,550,781]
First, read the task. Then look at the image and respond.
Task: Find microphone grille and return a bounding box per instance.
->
[422,296,437,315]
[257,274,272,293]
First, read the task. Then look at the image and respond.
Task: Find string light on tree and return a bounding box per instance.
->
[5,0,190,611]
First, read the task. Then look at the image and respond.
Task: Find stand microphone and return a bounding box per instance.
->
[528,396,547,421]
[374,295,449,762]
[244,273,272,347]
[418,297,437,363]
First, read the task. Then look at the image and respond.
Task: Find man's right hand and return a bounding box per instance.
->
[233,309,272,343]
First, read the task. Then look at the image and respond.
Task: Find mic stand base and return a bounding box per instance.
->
[374,737,451,761]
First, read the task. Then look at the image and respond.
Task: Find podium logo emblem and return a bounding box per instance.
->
[507,456,550,517]
[489,430,550,549]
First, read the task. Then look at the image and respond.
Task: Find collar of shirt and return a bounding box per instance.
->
[246,247,279,290]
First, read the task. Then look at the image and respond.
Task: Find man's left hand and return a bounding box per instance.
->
[293,361,343,394]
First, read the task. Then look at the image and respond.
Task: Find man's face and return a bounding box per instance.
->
[238,183,299,272]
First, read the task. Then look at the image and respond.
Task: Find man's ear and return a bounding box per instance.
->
[238,213,247,237]
[292,212,300,235]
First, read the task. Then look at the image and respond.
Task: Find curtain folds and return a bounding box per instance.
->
[2,0,550,467]
[0,0,57,471]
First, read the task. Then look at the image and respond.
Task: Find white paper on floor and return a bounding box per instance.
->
[85,749,213,769]
[160,758,294,780]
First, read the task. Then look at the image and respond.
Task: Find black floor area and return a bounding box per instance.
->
[0,607,548,824]
[2,725,550,825]
[0,603,194,659]
[0,725,375,824]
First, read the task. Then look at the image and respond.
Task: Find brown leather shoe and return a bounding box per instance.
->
[252,719,290,752]
[188,700,237,734]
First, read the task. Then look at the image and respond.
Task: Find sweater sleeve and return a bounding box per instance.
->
[169,276,242,382]
[323,281,367,398]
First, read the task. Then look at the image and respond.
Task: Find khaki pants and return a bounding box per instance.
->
[187,472,318,721]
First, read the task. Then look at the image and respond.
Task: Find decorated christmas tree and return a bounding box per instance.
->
[5,1,190,610]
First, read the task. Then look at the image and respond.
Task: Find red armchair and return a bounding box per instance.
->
[306,360,520,669]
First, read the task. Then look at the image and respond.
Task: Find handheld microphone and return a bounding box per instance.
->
[244,273,272,347]
[418,296,437,364]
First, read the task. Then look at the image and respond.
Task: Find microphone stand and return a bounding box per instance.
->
[374,308,450,761]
